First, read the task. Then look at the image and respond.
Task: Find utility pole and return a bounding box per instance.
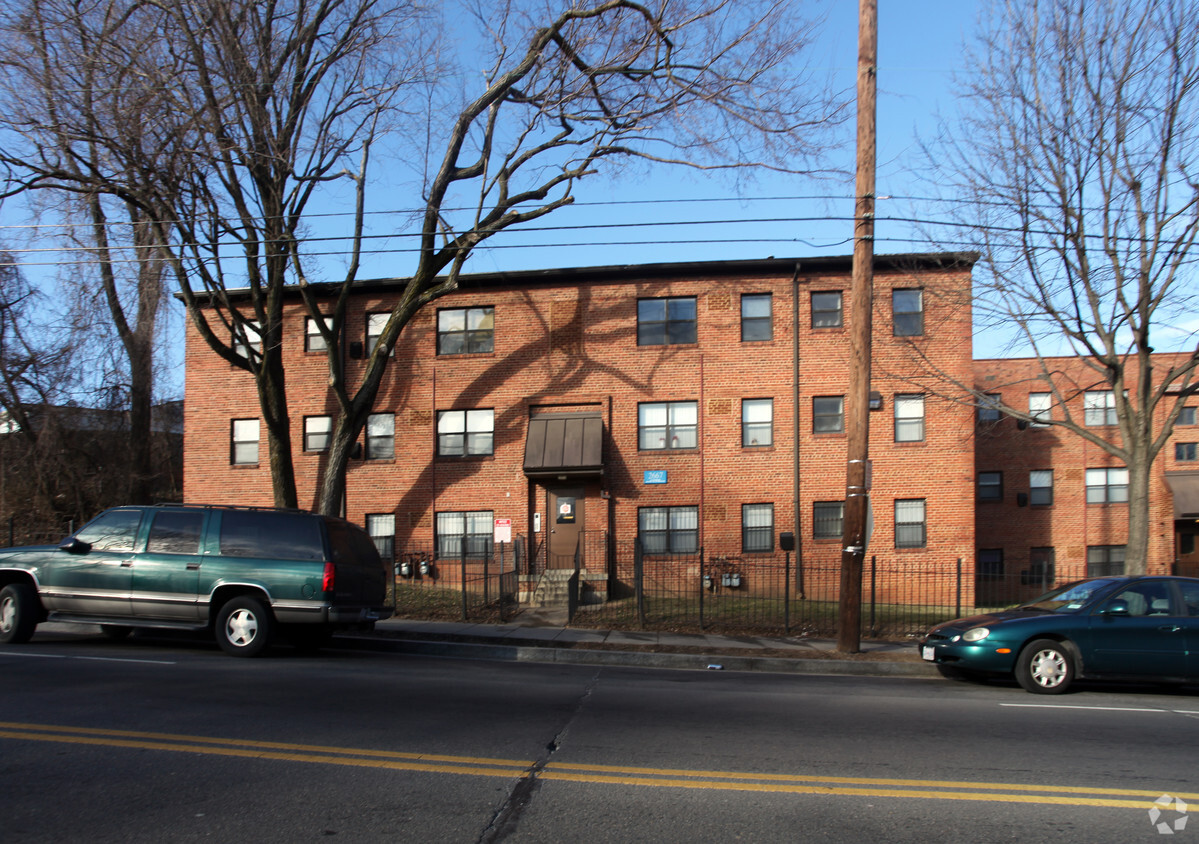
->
[838,0,877,653]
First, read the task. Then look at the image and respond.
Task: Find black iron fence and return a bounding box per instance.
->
[389,541,523,623]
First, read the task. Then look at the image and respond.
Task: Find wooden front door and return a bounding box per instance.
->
[547,486,584,569]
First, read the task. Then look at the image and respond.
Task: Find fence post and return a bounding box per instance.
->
[869,555,877,637]
[784,550,790,635]
[698,547,705,630]
[956,557,963,619]
[635,538,645,628]
[460,543,468,621]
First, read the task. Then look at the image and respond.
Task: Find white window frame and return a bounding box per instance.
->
[1029,392,1052,427]
[742,399,773,447]
[1084,390,1117,426]
[437,409,495,456]
[366,513,396,562]
[303,416,331,452]
[894,394,925,442]
[231,418,259,465]
[895,499,926,549]
[742,503,774,553]
[365,412,395,460]
[638,402,698,450]
[1029,470,1054,506]
[1085,467,1128,504]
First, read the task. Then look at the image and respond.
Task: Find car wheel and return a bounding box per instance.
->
[215,596,273,657]
[100,625,133,640]
[285,624,333,653]
[0,583,40,644]
[1016,639,1074,694]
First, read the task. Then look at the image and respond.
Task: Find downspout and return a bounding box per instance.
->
[792,265,805,597]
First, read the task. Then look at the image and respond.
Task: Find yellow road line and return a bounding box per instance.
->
[0,721,1185,810]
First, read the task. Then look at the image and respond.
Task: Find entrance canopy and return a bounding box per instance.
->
[523,413,603,478]
[1165,470,1199,519]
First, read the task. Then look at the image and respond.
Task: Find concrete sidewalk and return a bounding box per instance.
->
[346,612,939,678]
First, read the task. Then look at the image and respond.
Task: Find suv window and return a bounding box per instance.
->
[76,509,143,552]
[147,510,205,555]
[326,518,383,567]
[219,510,324,561]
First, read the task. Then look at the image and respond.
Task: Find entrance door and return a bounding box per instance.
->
[1178,526,1199,577]
[547,487,584,569]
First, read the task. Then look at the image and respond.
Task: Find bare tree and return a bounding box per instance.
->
[0,0,845,513]
[926,0,1199,573]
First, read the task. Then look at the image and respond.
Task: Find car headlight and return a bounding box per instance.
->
[961,626,991,642]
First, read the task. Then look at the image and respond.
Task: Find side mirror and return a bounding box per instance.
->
[58,537,91,554]
[1101,599,1129,616]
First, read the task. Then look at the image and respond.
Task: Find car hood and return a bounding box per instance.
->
[929,607,1059,634]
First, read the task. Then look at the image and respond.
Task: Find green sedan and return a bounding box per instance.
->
[918,576,1199,694]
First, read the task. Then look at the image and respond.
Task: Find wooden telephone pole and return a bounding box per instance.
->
[837,0,878,653]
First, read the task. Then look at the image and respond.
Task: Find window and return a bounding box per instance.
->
[438,307,494,355]
[894,499,926,548]
[894,394,925,442]
[437,409,495,457]
[638,506,698,554]
[233,320,261,360]
[1029,470,1054,506]
[811,291,843,328]
[1176,443,1198,462]
[741,294,772,342]
[892,289,923,336]
[1181,407,1197,426]
[813,501,844,539]
[219,510,324,561]
[1086,467,1128,504]
[1084,390,1117,426]
[978,472,1002,501]
[147,510,204,555]
[742,503,774,553]
[305,316,332,353]
[637,297,696,346]
[304,416,331,452]
[1029,392,1052,426]
[812,396,844,434]
[978,549,1003,580]
[231,419,259,465]
[366,513,395,562]
[1087,545,1126,577]
[366,313,389,356]
[977,394,1002,422]
[364,413,395,460]
[638,402,697,450]
[435,510,493,559]
[76,508,144,552]
[1025,547,1056,585]
[742,399,772,447]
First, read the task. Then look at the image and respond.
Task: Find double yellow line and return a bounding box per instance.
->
[0,721,1189,810]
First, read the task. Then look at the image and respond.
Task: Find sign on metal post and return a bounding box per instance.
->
[494,518,512,544]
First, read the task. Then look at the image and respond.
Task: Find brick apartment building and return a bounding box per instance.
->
[182,251,1197,605]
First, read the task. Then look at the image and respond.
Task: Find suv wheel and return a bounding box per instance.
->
[216,596,273,657]
[0,583,40,644]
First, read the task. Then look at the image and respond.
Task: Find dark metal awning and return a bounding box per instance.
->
[523,414,604,477]
[1165,471,1199,519]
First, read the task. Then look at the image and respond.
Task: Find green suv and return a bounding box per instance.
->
[0,504,394,657]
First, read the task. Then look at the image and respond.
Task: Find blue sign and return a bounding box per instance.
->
[644,470,668,485]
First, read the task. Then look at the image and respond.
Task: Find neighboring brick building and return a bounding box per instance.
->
[183,253,979,601]
[973,354,1199,598]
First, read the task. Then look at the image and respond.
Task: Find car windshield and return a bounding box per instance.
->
[1019,578,1124,613]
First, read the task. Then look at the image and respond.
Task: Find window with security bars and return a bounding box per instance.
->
[742,399,772,447]
[978,549,1003,580]
[1029,470,1053,506]
[436,511,493,559]
[894,499,926,548]
[437,409,494,456]
[1086,467,1128,503]
[1024,547,1056,586]
[741,504,774,553]
[637,297,697,345]
[639,402,697,450]
[638,506,698,554]
[1087,545,1126,577]
[366,514,395,562]
[438,307,494,355]
[741,294,772,341]
[813,501,843,539]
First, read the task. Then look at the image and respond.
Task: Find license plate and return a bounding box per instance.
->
[921,646,935,661]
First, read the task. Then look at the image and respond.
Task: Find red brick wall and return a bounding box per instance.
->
[183,257,978,598]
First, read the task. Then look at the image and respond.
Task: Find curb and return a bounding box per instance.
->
[338,634,941,678]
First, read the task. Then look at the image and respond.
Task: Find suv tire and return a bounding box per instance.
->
[216,595,273,657]
[0,583,39,644]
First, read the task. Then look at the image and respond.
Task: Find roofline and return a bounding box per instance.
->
[179,251,980,302]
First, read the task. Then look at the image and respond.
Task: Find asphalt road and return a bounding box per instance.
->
[1,627,1196,843]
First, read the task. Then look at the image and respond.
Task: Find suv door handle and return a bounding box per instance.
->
[186,563,201,570]
[120,560,134,567]
[1158,625,1182,633]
